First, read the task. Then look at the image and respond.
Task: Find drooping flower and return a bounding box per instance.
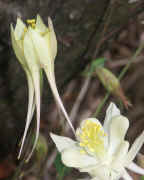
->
[11,15,74,160]
[51,103,144,180]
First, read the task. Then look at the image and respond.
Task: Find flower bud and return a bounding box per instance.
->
[95,67,131,109]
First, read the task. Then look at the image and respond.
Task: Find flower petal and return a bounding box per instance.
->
[62,145,98,168]
[50,133,76,152]
[23,30,41,161]
[46,66,75,134]
[113,141,129,166]
[29,27,74,133]
[14,18,26,40]
[31,29,75,133]
[29,23,74,134]
[29,28,75,133]
[108,115,129,155]
[18,73,35,159]
[35,14,47,34]
[104,102,120,133]
[121,169,132,180]
[29,27,52,65]
[126,131,144,164]
[86,165,110,180]
[127,162,144,175]
[48,17,57,60]
[112,141,129,168]
[10,24,28,68]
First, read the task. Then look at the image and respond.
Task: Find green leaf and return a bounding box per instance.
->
[90,58,106,72]
[141,176,144,180]
[54,152,72,180]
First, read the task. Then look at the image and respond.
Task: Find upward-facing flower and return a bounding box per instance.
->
[11,15,74,160]
[51,103,144,180]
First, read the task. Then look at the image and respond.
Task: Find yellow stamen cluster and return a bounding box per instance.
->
[27,19,36,28]
[79,120,106,155]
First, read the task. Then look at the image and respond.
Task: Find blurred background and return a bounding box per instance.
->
[0,0,144,179]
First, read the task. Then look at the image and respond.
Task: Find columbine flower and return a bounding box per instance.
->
[11,15,74,160]
[50,103,144,180]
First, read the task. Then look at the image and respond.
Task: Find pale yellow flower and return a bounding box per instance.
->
[11,15,73,161]
[51,103,144,180]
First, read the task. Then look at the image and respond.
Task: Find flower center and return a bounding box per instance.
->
[27,19,36,28]
[78,120,106,156]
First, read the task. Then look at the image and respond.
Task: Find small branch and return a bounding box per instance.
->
[108,55,144,68]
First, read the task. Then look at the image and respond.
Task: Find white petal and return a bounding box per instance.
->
[108,115,129,155]
[18,72,35,159]
[112,141,129,167]
[30,23,75,133]
[126,131,144,164]
[104,102,120,133]
[10,24,28,68]
[48,17,57,60]
[35,14,47,33]
[127,162,144,175]
[62,146,98,168]
[23,30,41,161]
[29,27,52,65]
[14,18,26,40]
[45,68,75,134]
[29,28,75,133]
[86,165,110,180]
[122,169,132,180]
[50,133,76,152]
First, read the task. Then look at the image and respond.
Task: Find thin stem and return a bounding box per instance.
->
[118,43,144,80]
[93,92,110,117]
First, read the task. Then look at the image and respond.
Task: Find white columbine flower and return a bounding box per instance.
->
[51,103,144,180]
[11,15,74,160]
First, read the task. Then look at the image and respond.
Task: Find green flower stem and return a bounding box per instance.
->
[118,42,144,80]
[94,42,144,117]
[93,92,110,117]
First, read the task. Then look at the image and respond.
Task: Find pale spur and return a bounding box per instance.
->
[11,15,74,160]
[51,102,144,180]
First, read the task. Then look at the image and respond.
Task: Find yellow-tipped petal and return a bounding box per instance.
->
[14,18,26,40]
[35,14,47,33]
[48,17,57,60]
